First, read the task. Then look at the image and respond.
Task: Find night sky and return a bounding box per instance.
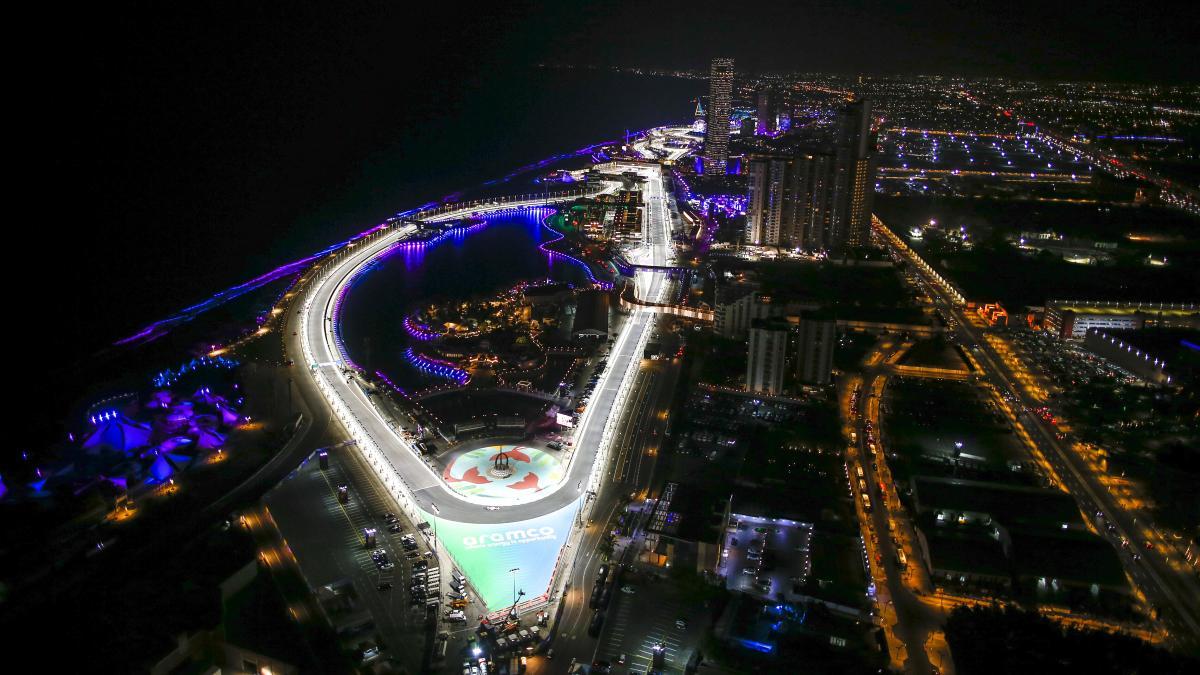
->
[19,0,1197,396]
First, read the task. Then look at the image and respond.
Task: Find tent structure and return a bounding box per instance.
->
[192,387,229,407]
[146,391,174,409]
[148,454,175,483]
[82,416,153,455]
[215,403,241,426]
[192,427,226,450]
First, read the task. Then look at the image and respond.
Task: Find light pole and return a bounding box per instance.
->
[509,567,523,619]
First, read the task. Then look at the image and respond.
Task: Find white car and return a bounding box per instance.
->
[485,506,500,511]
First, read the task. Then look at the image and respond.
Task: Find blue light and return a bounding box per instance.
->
[736,638,774,653]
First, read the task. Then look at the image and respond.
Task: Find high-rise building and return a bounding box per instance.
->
[704,58,734,175]
[755,89,777,136]
[837,99,876,248]
[715,286,782,339]
[745,156,787,245]
[743,99,876,252]
[747,318,789,395]
[795,315,836,385]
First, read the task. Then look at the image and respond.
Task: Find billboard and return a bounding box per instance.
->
[428,501,578,611]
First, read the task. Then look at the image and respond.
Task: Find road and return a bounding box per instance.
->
[529,163,685,673]
[875,219,1200,652]
[281,163,678,640]
[840,340,942,675]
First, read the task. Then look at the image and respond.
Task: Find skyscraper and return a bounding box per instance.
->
[704,57,734,175]
[836,99,876,248]
[745,156,788,245]
[795,314,836,385]
[743,99,876,252]
[755,88,777,136]
[747,318,789,395]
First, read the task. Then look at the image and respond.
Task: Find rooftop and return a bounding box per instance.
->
[924,529,1009,579]
[912,476,1082,532]
[1010,529,1128,589]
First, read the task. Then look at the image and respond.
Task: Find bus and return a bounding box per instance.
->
[895,550,908,569]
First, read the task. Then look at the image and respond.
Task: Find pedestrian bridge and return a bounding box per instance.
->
[618,285,713,321]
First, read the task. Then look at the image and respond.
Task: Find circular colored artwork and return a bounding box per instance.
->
[442,444,565,501]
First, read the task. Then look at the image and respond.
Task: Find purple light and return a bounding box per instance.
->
[700,194,747,218]
[403,316,441,341]
[374,370,412,398]
[537,212,613,290]
[402,347,469,385]
[111,135,625,349]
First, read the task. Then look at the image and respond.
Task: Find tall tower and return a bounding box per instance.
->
[747,318,789,395]
[743,99,876,253]
[796,314,836,385]
[837,99,876,249]
[745,155,788,245]
[704,57,734,175]
[755,88,777,136]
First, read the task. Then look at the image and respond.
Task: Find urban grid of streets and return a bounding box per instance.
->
[274,120,1199,673]
[870,220,1200,659]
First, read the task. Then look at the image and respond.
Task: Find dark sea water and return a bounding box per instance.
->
[109,71,701,354]
[20,70,701,448]
[338,209,592,388]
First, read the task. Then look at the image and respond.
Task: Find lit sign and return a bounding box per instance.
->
[427,501,577,610]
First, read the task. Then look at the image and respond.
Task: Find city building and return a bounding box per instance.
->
[755,88,778,136]
[795,314,836,385]
[745,155,789,245]
[1044,300,1200,339]
[572,289,610,341]
[703,57,734,175]
[739,116,756,138]
[151,562,299,675]
[743,99,877,252]
[834,98,876,249]
[713,279,758,337]
[1084,328,1199,386]
[746,317,790,395]
[714,285,783,340]
[911,476,1130,600]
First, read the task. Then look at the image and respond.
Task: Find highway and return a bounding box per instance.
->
[530,162,684,672]
[875,219,1200,651]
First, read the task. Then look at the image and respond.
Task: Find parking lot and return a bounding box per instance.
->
[722,515,814,602]
[593,569,705,674]
[264,446,488,672]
